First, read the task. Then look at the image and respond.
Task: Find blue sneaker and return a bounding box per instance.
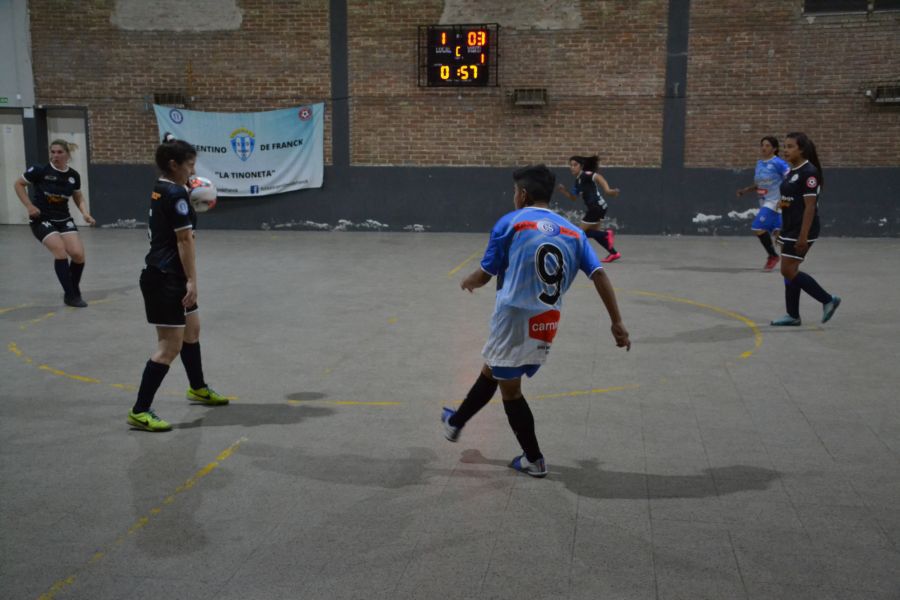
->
[441,407,461,442]
[770,315,802,327]
[822,295,841,323]
[509,454,548,478]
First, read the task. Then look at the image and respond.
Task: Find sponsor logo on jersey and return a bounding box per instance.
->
[68,177,76,184]
[806,177,818,188]
[537,220,560,236]
[169,109,184,124]
[176,199,190,215]
[528,309,561,343]
[230,127,255,162]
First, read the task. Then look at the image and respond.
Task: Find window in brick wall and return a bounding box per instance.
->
[803,0,868,13]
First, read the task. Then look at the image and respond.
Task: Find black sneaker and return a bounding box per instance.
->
[64,295,88,308]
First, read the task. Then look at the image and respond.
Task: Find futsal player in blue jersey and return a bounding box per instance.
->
[736,136,790,270]
[442,165,630,477]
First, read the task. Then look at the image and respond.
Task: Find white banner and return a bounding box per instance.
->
[153,104,324,197]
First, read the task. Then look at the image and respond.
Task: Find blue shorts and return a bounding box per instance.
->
[751,207,782,233]
[490,364,541,380]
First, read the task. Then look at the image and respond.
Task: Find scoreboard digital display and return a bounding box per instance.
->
[419,24,498,87]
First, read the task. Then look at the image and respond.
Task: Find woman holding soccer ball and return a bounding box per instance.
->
[128,134,228,432]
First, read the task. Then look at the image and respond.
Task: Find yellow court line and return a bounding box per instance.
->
[447,251,481,277]
[7,342,238,400]
[37,437,247,600]
[19,312,56,331]
[0,303,32,315]
[621,289,763,359]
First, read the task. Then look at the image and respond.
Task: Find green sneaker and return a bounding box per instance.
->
[186,386,229,405]
[128,409,172,432]
[770,314,802,327]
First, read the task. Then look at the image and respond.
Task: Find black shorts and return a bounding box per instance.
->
[582,204,608,224]
[30,217,78,243]
[777,237,816,261]
[140,266,199,327]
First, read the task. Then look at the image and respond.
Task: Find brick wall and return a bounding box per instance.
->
[686,0,900,168]
[29,0,332,164]
[347,0,668,167]
[28,1,899,169]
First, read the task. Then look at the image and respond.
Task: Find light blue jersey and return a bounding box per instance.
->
[754,156,790,211]
[479,206,602,367]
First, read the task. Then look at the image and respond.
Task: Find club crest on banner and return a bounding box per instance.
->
[230,127,255,162]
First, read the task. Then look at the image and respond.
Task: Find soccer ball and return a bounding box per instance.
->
[188,176,217,213]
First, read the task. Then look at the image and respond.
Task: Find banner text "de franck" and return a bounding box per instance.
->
[259,139,303,151]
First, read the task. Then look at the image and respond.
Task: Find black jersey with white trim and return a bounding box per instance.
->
[778,161,820,240]
[23,163,81,220]
[573,171,608,209]
[145,178,196,276]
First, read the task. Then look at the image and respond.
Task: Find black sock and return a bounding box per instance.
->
[785,278,801,318]
[757,233,777,257]
[133,360,170,414]
[180,341,206,390]
[502,396,542,463]
[793,272,831,304]
[586,229,612,253]
[448,372,497,428]
[69,261,85,295]
[54,259,75,297]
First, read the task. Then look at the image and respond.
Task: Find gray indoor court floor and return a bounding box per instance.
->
[1,225,899,600]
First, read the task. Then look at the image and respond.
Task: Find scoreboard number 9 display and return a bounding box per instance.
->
[418,24,499,87]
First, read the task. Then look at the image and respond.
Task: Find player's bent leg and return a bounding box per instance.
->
[441,364,498,441]
[61,233,87,304]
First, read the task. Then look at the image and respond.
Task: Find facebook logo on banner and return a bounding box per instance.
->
[250,185,259,194]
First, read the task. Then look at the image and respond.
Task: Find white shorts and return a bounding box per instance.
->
[482,305,561,368]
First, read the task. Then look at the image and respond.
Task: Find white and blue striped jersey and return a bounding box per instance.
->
[754,156,790,211]
[479,206,603,367]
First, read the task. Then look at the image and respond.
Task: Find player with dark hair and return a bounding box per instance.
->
[770,132,840,327]
[442,164,631,477]
[556,155,622,262]
[736,136,790,271]
[13,139,95,307]
[128,135,229,432]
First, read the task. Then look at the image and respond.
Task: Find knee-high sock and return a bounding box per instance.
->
[586,229,613,253]
[69,261,85,295]
[757,232,777,257]
[785,277,802,318]
[448,372,497,428]
[133,360,170,413]
[180,341,207,390]
[503,397,542,462]
[793,272,831,304]
[54,259,75,297]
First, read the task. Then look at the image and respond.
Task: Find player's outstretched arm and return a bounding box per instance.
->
[461,268,492,293]
[592,173,620,197]
[591,269,631,350]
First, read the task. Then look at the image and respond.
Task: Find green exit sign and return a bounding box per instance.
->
[0,98,8,104]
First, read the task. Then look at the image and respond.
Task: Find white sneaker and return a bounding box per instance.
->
[441,407,461,442]
[509,453,547,478]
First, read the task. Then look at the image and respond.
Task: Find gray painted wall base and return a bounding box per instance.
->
[89,165,900,237]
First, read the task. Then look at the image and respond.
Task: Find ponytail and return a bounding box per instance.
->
[50,139,78,156]
[569,154,600,173]
[786,132,823,186]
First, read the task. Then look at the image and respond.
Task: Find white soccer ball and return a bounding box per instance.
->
[188,176,217,213]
